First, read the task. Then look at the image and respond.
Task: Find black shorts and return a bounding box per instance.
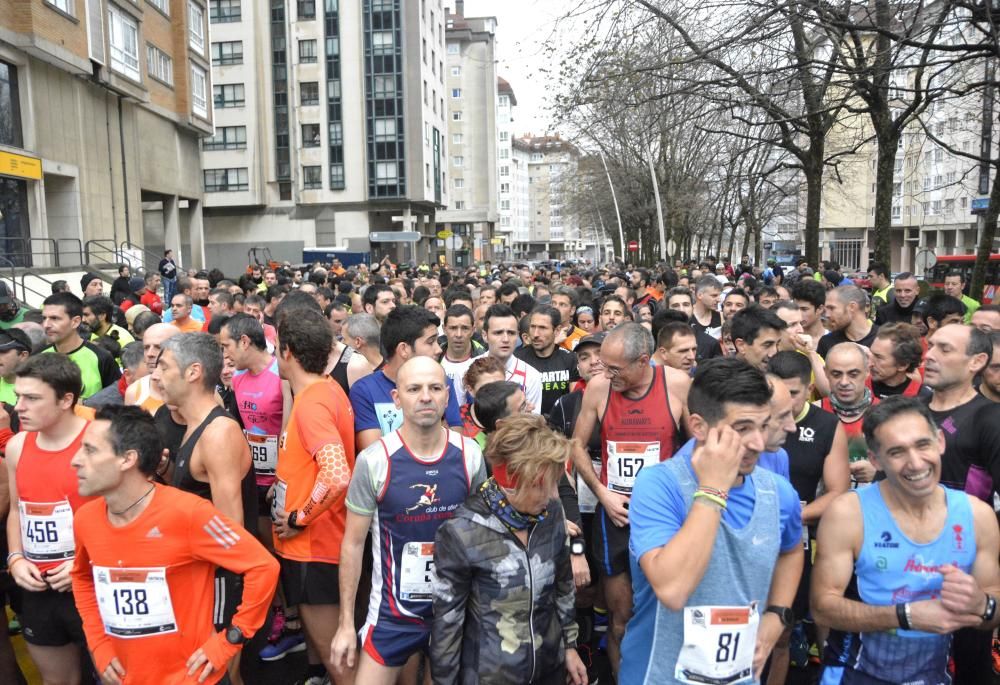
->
[213,568,244,631]
[20,588,86,647]
[279,558,340,607]
[257,485,271,519]
[592,505,631,577]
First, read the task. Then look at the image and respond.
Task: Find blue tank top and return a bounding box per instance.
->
[623,457,781,684]
[823,484,976,684]
[368,430,475,630]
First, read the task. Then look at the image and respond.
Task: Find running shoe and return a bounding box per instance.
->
[259,631,306,662]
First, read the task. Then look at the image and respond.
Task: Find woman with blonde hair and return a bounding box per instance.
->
[431,414,587,685]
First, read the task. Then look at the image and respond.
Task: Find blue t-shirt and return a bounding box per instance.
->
[162,302,206,323]
[350,369,462,435]
[629,437,802,571]
[758,448,790,481]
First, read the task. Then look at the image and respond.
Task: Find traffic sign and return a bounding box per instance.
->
[437,229,454,239]
[972,197,990,214]
[370,231,421,242]
[915,248,937,274]
[627,240,639,252]
[445,236,464,250]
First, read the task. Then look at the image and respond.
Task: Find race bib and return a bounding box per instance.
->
[606,442,659,494]
[19,500,75,562]
[246,432,278,476]
[676,604,758,685]
[577,460,603,514]
[93,566,177,638]
[272,479,288,519]
[399,542,435,602]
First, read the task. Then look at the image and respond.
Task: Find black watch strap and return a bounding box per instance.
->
[765,605,794,628]
[288,510,305,530]
[983,594,997,622]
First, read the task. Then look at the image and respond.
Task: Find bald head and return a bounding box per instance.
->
[394,356,451,429]
[826,342,867,369]
[826,342,869,406]
[143,323,181,371]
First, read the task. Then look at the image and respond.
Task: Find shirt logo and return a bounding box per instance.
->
[875,531,900,548]
[406,484,440,513]
[953,524,964,551]
[798,426,815,443]
[146,526,163,539]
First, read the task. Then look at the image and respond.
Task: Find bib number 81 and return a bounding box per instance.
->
[113,588,150,616]
[715,632,741,663]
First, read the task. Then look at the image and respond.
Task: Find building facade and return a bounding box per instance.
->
[200,0,449,275]
[514,134,580,260]
[0,0,213,272]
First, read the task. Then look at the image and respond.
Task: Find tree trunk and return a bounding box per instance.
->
[872,133,898,266]
[727,221,738,262]
[970,162,1000,300]
[803,150,824,267]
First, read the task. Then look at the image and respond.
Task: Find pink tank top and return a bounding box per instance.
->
[232,358,284,486]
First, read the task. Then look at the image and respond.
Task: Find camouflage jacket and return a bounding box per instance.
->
[431,492,578,685]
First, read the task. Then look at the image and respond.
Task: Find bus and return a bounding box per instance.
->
[928,253,1000,304]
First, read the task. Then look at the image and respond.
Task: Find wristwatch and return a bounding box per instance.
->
[982,594,997,623]
[570,538,586,556]
[225,626,246,645]
[765,605,794,628]
[287,510,305,530]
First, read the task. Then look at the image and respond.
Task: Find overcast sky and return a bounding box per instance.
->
[460,0,569,136]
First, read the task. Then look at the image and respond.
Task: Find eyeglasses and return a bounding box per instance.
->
[601,358,639,377]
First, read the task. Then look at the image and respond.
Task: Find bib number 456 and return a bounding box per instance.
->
[25,520,58,544]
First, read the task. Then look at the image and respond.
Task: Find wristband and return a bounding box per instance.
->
[896,602,912,630]
[692,491,727,510]
[7,556,26,572]
[697,486,729,501]
[287,510,306,530]
[983,594,997,623]
[5,551,24,565]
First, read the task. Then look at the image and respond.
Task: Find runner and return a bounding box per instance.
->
[570,322,689,677]
[620,356,802,684]
[551,285,587,350]
[818,286,878,358]
[341,314,384,372]
[730,305,786,372]
[943,271,981,323]
[514,305,578,415]
[691,275,723,340]
[439,304,482,403]
[81,296,135,346]
[362,284,397,325]
[123,323,180,414]
[41,292,121,400]
[351,305,463,451]
[5,354,92,685]
[822,343,881,487]
[472,304,543,414]
[653,320,699,374]
[868,323,930,399]
[272,307,356,683]
[813,396,1000,685]
[169,294,204,333]
[971,304,1000,333]
[792,278,829,342]
[69,405,280,685]
[331,357,486,684]
[598,295,630,332]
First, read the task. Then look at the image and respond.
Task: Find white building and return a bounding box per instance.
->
[514,134,580,260]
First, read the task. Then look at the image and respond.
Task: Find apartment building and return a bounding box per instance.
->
[514,134,580,260]
[200,0,449,274]
[0,0,213,270]
[437,0,497,266]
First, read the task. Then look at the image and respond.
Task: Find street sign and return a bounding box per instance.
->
[445,236,463,250]
[370,231,421,242]
[627,240,639,252]
[915,248,937,274]
[0,150,41,180]
[437,229,454,239]
[972,197,990,214]
[490,238,503,245]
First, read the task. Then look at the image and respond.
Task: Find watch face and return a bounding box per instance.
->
[227,626,244,644]
[571,541,585,554]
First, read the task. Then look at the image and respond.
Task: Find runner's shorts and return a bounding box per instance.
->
[21,587,86,647]
[592,504,631,577]
[360,621,430,667]
[279,558,340,606]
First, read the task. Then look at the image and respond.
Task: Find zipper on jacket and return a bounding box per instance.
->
[525,524,537,682]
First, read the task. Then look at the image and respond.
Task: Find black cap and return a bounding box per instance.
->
[0,328,31,353]
[80,273,102,292]
[576,331,606,351]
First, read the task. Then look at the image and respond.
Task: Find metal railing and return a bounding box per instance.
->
[56,238,84,267]
[85,239,131,270]
[120,241,176,273]
[18,270,56,307]
[0,237,62,268]
[0,257,18,301]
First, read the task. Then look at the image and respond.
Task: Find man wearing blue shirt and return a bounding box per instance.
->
[350,305,462,451]
[621,357,803,685]
[757,373,798,481]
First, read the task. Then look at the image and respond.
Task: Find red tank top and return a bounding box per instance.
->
[16,423,93,571]
[599,365,678,494]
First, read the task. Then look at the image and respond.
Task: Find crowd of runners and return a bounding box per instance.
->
[0,251,999,685]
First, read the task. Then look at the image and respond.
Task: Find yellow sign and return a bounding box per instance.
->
[437,229,454,239]
[0,150,42,181]
[490,238,504,245]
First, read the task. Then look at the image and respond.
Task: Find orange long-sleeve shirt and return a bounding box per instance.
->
[71,484,279,684]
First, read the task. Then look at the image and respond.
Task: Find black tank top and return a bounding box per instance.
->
[154,404,187,467]
[172,406,258,525]
[329,345,352,396]
[784,403,839,504]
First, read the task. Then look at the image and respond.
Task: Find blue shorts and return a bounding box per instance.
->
[360,621,429,667]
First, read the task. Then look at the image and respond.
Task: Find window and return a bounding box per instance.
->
[945,198,955,214]
[202,126,247,150]
[212,41,243,66]
[452,133,462,144]
[499,131,509,141]
[204,168,248,192]
[188,2,205,53]
[931,199,941,215]
[46,0,74,14]
[375,162,398,186]
[146,44,173,84]
[452,156,463,167]
[454,178,464,188]
[108,5,141,81]
[279,182,292,201]
[451,66,461,76]
[302,123,321,147]
[300,81,319,105]
[210,0,240,22]
[499,166,510,177]
[499,149,509,159]
[303,165,322,189]
[214,83,245,108]
[147,0,169,14]
[447,43,459,54]
[500,200,511,210]
[372,31,395,54]
[455,201,465,209]
[0,62,23,149]
[452,111,462,121]
[374,118,396,142]
[500,183,510,194]
[190,64,207,117]
[531,153,543,161]
[892,182,902,197]
[373,75,395,98]
[934,149,944,162]
[892,205,901,219]
[961,196,968,208]
[451,88,461,98]
[299,40,317,63]
[297,0,315,19]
